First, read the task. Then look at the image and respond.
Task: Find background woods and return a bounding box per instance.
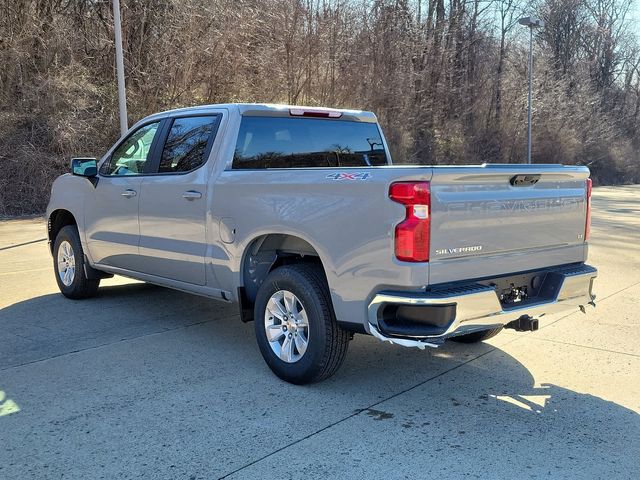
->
[1,0,639,215]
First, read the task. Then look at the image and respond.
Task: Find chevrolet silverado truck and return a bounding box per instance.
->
[46,103,597,384]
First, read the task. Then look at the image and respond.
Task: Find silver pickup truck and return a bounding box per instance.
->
[46,103,597,384]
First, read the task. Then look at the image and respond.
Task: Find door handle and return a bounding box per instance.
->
[182,190,202,200]
[121,189,137,198]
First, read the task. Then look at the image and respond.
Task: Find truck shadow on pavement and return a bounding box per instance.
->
[0,282,238,369]
[1,281,638,477]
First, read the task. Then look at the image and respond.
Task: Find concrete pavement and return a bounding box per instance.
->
[0,187,638,479]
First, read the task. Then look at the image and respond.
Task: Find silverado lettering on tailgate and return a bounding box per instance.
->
[435,245,483,256]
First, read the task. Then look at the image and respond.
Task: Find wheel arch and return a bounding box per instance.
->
[238,233,328,322]
[47,209,77,254]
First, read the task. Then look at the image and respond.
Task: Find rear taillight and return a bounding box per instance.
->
[585,178,592,241]
[389,181,430,262]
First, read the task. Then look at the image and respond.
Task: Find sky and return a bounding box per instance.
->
[632,5,640,35]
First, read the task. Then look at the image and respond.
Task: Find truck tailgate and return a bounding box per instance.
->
[428,165,590,285]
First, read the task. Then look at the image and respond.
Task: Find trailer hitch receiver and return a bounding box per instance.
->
[505,315,539,332]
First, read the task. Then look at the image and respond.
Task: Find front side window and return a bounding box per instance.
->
[158,116,218,173]
[102,122,160,176]
[232,117,388,169]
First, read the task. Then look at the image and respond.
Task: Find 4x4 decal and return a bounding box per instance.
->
[326,172,371,181]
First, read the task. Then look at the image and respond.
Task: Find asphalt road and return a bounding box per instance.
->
[1,186,639,479]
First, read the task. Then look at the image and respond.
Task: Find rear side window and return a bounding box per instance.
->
[158,116,218,173]
[232,117,388,169]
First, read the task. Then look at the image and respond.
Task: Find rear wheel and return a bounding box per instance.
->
[254,263,350,384]
[449,327,503,344]
[53,225,100,299]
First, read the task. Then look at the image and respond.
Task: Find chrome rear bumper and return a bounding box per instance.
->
[366,264,597,349]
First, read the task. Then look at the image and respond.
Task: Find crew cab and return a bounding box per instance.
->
[46,103,597,384]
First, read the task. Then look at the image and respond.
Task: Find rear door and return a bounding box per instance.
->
[428,165,590,284]
[85,121,161,269]
[137,114,222,285]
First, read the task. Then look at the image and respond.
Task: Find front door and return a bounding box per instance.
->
[137,114,221,285]
[84,121,161,270]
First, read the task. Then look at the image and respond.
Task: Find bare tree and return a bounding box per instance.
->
[0,0,639,215]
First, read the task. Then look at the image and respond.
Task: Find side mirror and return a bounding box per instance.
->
[71,158,98,177]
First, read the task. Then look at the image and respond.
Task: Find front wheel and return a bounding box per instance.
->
[254,263,350,384]
[53,225,100,299]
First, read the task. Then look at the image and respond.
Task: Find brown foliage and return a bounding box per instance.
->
[1,0,639,216]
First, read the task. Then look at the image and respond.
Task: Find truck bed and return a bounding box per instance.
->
[215,163,590,329]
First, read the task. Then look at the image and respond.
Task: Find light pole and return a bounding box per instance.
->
[113,0,128,136]
[518,16,544,164]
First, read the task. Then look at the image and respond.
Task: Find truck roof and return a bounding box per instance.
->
[140,103,378,124]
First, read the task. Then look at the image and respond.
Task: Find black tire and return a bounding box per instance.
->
[254,263,350,384]
[53,225,100,299]
[449,327,503,344]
